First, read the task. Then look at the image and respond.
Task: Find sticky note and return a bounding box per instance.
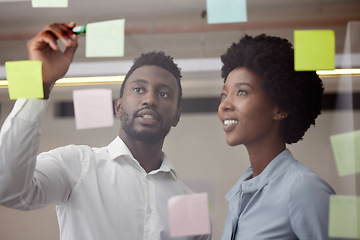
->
[32,0,68,8]
[329,195,360,239]
[86,19,125,58]
[206,0,247,24]
[5,60,44,100]
[168,193,211,237]
[73,89,114,130]
[294,30,335,71]
[330,130,360,176]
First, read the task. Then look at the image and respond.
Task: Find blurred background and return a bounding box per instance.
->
[0,0,360,239]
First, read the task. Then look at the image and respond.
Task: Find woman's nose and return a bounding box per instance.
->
[218,97,234,112]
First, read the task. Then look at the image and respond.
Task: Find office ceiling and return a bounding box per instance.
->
[1,0,359,65]
[0,0,360,98]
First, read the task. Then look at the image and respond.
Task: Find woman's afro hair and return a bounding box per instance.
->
[221,34,324,144]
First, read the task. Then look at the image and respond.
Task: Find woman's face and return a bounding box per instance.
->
[218,67,281,147]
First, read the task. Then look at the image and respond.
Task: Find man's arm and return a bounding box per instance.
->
[0,22,78,209]
[27,22,78,98]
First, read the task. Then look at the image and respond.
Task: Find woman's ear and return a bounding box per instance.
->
[273,110,289,120]
[114,98,122,118]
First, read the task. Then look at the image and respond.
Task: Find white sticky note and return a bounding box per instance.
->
[86,19,125,58]
[168,193,211,237]
[73,89,114,130]
[32,0,68,8]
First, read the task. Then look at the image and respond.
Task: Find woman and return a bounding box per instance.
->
[218,34,338,239]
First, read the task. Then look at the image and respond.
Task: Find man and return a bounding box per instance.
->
[0,22,211,240]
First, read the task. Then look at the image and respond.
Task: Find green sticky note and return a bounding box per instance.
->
[32,0,68,8]
[329,195,360,239]
[86,19,125,58]
[294,30,335,71]
[206,0,247,24]
[5,61,44,100]
[330,130,360,176]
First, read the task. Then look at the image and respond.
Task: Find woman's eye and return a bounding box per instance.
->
[220,93,226,99]
[238,90,247,95]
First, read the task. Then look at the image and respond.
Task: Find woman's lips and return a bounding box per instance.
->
[222,119,238,132]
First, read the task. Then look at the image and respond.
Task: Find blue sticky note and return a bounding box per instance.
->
[206,0,247,24]
[86,19,125,58]
[32,0,68,8]
[294,30,335,71]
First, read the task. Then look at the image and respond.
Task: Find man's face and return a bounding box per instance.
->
[115,65,181,143]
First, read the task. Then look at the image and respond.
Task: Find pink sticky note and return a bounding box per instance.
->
[168,193,211,237]
[73,89,114,130]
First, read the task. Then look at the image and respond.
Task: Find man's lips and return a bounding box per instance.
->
[136,109,160,125]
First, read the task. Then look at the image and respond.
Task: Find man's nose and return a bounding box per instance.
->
[142,91,157,106]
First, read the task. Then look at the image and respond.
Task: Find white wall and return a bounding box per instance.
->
[0,84,359,240]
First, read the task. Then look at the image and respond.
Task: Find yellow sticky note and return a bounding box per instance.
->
[86,19,125,58]
[32,0,68,8]
[329,195,360,239]
[5,61,44,100]
[330,130,360,176]
[294,30,335,71]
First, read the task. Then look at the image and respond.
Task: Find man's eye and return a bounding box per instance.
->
[220,93,226,99]
[159,92,169,97]
[134,87,143,93]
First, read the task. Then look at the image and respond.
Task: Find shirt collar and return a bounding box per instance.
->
[107,136,134,160]
[225,149,295,201]
[106,136,177,177]
[242,149,295,193]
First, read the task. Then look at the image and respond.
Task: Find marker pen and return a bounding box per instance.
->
[72,25,86,34]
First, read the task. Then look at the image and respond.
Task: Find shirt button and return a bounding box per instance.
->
[147,207,152,214]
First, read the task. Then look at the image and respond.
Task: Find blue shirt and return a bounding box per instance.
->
[221,149,340,240]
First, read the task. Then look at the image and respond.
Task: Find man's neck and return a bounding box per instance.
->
[119,134,164,173]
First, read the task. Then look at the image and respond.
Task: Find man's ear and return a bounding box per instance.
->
[171,107,181,127]
[114,98,122,118]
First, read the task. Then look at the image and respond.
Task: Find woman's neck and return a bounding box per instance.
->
[246,141,286,177]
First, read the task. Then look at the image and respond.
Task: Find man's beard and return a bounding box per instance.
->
[120,108,171,143]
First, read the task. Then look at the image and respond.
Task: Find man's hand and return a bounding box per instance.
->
[27,22,78,98]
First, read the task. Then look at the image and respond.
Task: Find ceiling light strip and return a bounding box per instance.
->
[0,69,359,89]
[316,68,360,77]
[0,75,125,88]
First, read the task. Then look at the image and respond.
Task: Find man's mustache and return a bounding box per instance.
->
[134,106,161,121]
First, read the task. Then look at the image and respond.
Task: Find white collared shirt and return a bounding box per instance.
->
[0,99,210,240]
